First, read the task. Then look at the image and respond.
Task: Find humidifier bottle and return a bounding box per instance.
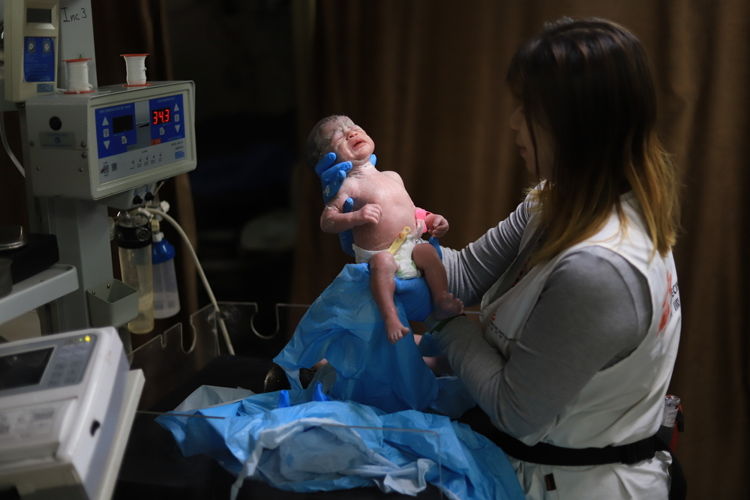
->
[116,212,154,334]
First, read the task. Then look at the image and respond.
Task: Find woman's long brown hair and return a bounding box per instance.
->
[507,18,680,264]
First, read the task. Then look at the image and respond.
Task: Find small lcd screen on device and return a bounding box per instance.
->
[113,115,134,134]
[0,347,53,391]
[152,108,171,125]
[27,8,52,24]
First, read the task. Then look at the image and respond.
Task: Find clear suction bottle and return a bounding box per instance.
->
[116,212,154,334]
[152,231,180,319]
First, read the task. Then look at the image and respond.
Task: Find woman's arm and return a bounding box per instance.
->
[440,198,532,306]
[435,247,650,443]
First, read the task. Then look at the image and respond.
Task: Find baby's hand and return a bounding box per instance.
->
[426,214,449,238]
[357,203,382,225]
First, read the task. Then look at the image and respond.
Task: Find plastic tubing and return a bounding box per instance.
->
[140,207,236,355]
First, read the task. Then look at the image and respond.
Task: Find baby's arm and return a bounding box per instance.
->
[320,191,381,234]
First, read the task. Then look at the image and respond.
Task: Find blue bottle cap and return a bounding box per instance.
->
[152,234,176,264]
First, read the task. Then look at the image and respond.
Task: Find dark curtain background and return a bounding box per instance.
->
[1,1,747,497]
[291,1,750,498]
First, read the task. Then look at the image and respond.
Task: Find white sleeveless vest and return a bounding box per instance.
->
[480,193,681,498]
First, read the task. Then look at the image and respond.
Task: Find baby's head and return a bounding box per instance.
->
[306,115,375,169]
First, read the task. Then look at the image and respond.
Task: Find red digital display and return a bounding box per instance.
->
[152,108,171,125]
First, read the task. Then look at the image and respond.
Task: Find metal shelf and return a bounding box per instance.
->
[0,264,79,325]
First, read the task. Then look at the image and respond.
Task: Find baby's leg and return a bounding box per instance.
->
[412,244,464,319]
[369,252,410,343]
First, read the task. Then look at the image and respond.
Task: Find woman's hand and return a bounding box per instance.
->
[315,152,377,203]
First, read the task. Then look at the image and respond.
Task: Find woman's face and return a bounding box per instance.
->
[510,105,553,179]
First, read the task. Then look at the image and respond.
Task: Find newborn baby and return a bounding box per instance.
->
[307,115,464,342]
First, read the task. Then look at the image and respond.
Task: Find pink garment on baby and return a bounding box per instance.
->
[415,207,431,235]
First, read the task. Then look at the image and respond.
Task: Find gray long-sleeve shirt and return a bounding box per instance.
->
[437,199,651,439]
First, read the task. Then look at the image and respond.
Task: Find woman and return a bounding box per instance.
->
[426,17,682,499]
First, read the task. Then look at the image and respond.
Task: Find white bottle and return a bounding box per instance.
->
[151,231,180,319]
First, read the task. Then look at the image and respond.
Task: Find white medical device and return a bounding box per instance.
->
[25,81,196,200]
[0,0,198,331]
[19,80,196,330]
[0,327,144,499]
[3,0,60,103]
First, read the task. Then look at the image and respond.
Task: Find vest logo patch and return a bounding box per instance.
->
[659,271,680,333]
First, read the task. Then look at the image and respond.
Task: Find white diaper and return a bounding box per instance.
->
[353,231,426,279]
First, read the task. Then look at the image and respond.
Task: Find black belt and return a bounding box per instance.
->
[459,407,686,499]
[487,428,667,466]
[460,406,669,466]
[488,427,686,500]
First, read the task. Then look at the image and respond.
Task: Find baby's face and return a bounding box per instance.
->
[321,117,374,163]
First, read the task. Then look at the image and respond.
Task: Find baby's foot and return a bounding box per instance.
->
[434,292,464,319]
[385,316,410,344]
